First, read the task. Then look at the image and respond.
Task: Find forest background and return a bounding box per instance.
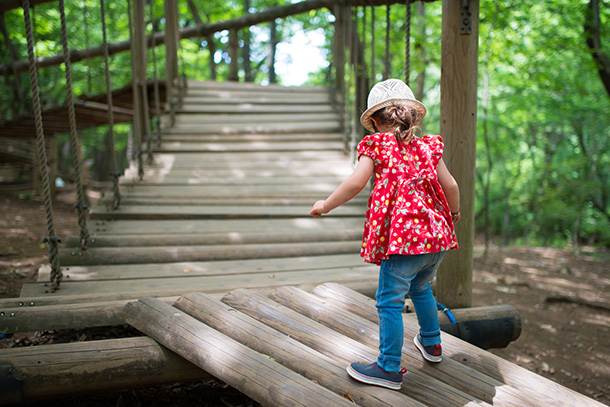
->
[0,0,609,252]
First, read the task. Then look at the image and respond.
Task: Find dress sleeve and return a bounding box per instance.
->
[357,134,379,161]
[422,134,444,167]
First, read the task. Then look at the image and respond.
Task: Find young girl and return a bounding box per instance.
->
[310,79,460,390]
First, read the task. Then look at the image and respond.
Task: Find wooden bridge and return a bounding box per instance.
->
[0,81,604,407]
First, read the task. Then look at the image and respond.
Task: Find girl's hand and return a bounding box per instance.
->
[451,211,461,224]
[310,200,328,217]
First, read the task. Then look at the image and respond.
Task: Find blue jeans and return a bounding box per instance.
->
[375,252,446,373]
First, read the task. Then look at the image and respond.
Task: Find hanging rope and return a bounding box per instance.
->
[384,2,391,79]
[405,0,412,84]
[150,0,162,148]
[127,0,144,180]
[100,0,121,209]
[58,0,90,250]
[22,0,62,290]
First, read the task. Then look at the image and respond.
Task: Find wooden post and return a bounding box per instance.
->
[333,4,345,98]
[164,0,179,106]
[131,0,147,162]
[437,0,479,308]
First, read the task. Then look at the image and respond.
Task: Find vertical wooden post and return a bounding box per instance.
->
[131,0,147,163]
[164,0,179,106]
[333,4,345,98]
[437,0,479,308]
[228,29,239,82]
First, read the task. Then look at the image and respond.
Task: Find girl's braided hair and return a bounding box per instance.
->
[371,105,423,144]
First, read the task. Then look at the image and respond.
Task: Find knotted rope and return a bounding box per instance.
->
[22,0,62,290]
[100,0,121,209]
[58,0,90,250]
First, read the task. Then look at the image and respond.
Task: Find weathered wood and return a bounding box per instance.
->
[311,283,606,407]
[221,289,491,407]
[86,217,365,235]
[174,292,426,407]
[41,254,366,281]
[269,286,532,407]
[58,241,362,265]
[0,336,208,403]
[89,205,362,220]
[436,0,479,308]
[66,229,363,248]
[20,264,378,297]
[121,296,356,407]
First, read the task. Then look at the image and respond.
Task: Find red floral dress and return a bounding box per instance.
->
[357,133,458,265]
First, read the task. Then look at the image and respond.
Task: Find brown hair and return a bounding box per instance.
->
[371,105,422,144]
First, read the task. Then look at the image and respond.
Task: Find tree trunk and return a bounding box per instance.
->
[268,19,277,84]
[242,0,253,82]
[585,0,610,98]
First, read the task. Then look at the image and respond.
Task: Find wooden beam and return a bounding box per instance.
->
[269,286,529,407]
[310,282,604,407]
[174,292,424,407]
[436,0,479,308]
[0,0,437,77]
[221,288,485,407]
[0,336,208,403]
[121,296,357,407]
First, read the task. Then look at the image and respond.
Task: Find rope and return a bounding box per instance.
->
[405,0,411,84]
[127,0,144,180]
[150,0,162,148]
[58,0,90,250]
[22,0,62,290]
[100,0,121,209]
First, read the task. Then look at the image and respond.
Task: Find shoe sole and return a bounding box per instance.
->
[346,365,402,390]
[413,336,442,363]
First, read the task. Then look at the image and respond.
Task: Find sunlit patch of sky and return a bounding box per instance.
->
[275,27,328,86]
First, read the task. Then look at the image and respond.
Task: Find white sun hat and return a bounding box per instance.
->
[360,79,427,132]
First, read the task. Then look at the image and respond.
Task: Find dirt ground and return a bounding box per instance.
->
[1,193,609,406]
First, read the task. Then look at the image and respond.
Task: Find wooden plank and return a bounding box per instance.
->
[21,264,379,297]
[41,254,366,281]
[158,133,344,142]
[221,289,491,407]
[87,217,365,235]
[170,112,340,124]
[89,205,363,220]
[161,122,342,134]
[311,283,607,407]
[0,337,208,403]
[93,185,353,199]
[270,286,531,407]
[96,196,365,206]
[178,104,334,113]
[120,297,357,407]
[174,292,426,407]
[65,229,364,248]
[118,176,354,186]
[155,141,344,153]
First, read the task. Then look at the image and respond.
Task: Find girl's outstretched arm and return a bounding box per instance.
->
[437,158,461,223]
[310,155,374,217]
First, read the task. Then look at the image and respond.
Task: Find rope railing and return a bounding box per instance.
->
[100,0,121,209]
[21,0,62,290]
[58,0,90,250]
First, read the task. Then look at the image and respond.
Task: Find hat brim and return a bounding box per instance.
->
[360,98,427,132]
